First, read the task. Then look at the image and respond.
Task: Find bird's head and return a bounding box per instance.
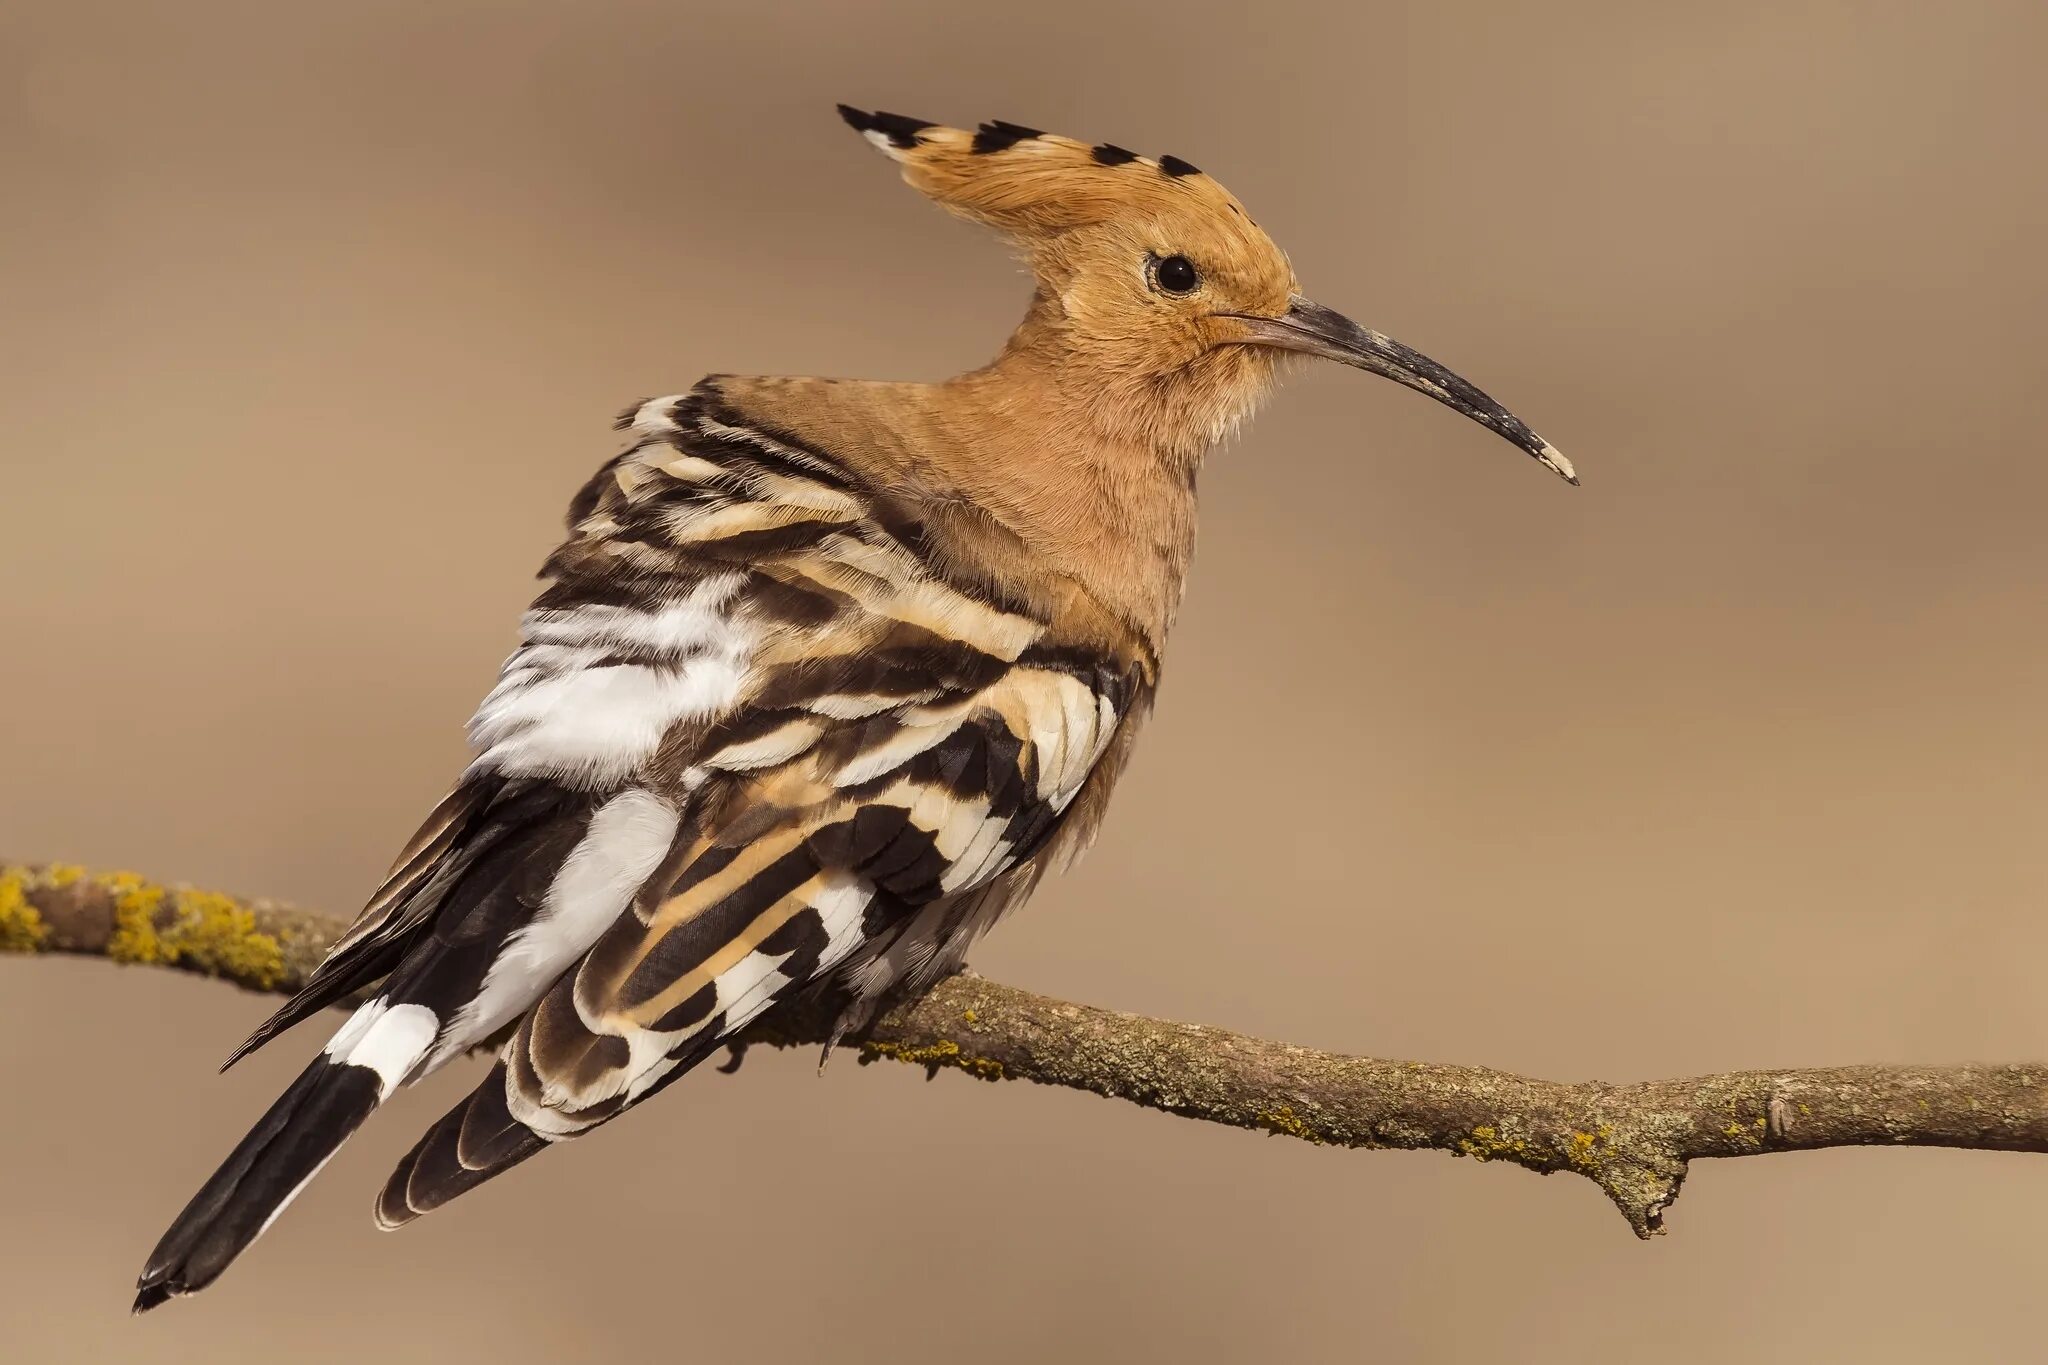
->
[839,106,1574,483]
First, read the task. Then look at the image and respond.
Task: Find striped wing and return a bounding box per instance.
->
[225,777,534,1068]
[138,386,1154,1304]
[360,387,1148,1222]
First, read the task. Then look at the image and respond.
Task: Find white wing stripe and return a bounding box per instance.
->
[469,575,755,784]
[425,789,680,1072]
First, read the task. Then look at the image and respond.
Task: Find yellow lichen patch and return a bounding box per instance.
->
[1720,1120,1765,1146]
[0,870,50,953]
[1457,1123,1531,1163]
[1254,1104,1323,1144]
[104,873,169,965]
[864,1036,1005,1081]
[163,890,287,989]
[43,863,85,889]
[962,1008,978,1025]
[101,873,286,990]
[1564,1122,1617,1171]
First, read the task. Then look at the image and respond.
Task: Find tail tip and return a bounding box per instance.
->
[131,1276,179,1314]
[373,1154,422,1232]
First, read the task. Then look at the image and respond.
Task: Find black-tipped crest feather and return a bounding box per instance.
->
[836,104,933,148]
[972,119,1043,154]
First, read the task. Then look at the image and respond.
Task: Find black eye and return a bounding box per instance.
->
[1151,254,1200,295]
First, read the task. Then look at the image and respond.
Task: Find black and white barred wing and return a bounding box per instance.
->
[137,389,1144,1304]
[224,778,540,1068]
[369,392,1146,1223]
[227,396,847,1070]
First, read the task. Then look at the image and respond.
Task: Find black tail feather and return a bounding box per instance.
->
[220,776,579,1073]
[133,1057,383,1312]
[374,1059,546,1230]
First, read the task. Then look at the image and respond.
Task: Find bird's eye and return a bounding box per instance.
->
[1150,254,1200,296]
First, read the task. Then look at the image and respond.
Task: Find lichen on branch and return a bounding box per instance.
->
[6,859,2045,1236]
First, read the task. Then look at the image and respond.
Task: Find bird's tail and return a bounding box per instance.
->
[132,999,437,1312]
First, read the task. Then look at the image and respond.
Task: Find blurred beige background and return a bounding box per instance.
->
[4,1,2047,1360]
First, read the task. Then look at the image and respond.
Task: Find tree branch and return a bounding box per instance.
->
[6,859,2044,1236]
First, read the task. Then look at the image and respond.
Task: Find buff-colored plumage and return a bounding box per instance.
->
[134,107,1571,1311]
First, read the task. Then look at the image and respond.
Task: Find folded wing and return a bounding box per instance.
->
[138,382,1156,1307]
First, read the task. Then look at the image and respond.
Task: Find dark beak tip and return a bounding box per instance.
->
[1240,299,1580,487]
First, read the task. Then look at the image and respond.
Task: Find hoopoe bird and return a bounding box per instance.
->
[133,106,1574,1310]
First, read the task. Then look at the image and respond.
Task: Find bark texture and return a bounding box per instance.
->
[6,859,2043,1236]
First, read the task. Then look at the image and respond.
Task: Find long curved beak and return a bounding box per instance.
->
[1225,296,1577,485]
